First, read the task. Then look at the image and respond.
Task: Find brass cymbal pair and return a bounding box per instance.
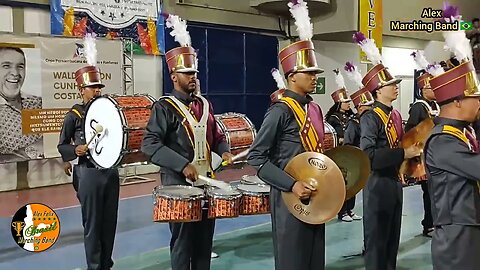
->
[282,145,370,224]
[399,118,434,178]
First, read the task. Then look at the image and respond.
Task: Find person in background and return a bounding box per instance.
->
[404,70,440,238]
[325,70,359,222]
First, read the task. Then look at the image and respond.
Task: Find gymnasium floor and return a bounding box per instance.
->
[0,167,433,270]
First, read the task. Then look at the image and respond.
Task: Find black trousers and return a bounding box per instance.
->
[363,175,403,270]
[338,195,356,217]
[271,188,325,270]
[432,225,480,270]
[169,209,215,270]
[420,181,433,230]
[74,164,120,270]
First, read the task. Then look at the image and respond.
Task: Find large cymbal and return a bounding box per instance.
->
[401,118,434,148]
[399,118,434,177]
[282,152,346,225]
[324,145,371,200]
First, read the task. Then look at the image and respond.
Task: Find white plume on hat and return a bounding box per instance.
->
[288,0,313,41]
[165,14,191,47]
[83,32,97,66]
[343,62,364,89]
[271,68,286,89]
[441,2,472,62]
[411,50,444,76]
[333,69,346,89]
[353,32,383,65]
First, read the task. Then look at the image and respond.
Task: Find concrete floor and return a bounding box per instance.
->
[0,179,433,270]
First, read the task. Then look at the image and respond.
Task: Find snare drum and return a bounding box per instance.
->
[215,113,256,158]
[237,184,270,215]
[152,185,204,223]
[207,187,242,219]
[323,121,338,151]
[84,94,155,168]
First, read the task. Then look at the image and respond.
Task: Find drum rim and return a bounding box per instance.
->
[240,174,265,184]
[153,185,205,199]
[207,187,242,198]
[237,184,270,194]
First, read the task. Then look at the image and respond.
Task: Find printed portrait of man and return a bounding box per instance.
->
[0,46,43,163]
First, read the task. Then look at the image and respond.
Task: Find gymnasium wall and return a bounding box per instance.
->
[0,2,453,191]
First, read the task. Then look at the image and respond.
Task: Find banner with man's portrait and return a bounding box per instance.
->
[0,32,123,164]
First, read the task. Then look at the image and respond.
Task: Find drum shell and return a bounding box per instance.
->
[152,185,204,223]
[207,188,242,219]
[323,121,338,151]
[239,187,270,215]
[215,113,256,159]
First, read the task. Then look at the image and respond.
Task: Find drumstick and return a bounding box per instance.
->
[221,149,249,166]
[198,175,232,191]
[86,124,104,147]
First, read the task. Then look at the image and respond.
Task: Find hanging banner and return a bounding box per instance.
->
[50,0,163,55]
[359,0,383,63]
[0,33,123,164]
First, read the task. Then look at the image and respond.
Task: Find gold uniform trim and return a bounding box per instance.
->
[279,97,322,153]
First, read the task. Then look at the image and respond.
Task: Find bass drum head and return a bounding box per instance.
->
[84,96,124,168]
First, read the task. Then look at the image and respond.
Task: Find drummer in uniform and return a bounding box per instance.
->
[404,71,440,237]
[141,14,233,270]
[354,31,422,270]
[58,65,120,270]
[247,2,328,269]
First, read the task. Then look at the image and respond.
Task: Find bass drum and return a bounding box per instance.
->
[215,113,256,161]
[323,121,338,151]
[84,94,155,169]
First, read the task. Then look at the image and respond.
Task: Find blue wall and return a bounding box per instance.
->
[162,23,279,129]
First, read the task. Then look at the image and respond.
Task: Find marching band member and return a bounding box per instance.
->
[341,62,376,226]
[141,14,233,270]
[343,62,374,148]
[247,1,327,269]
[325,69,360,222]
[424,6,480,269]
[353,31,422,270]
[57,34,120,270]
[406,51,442,237]
[194,77,220,260]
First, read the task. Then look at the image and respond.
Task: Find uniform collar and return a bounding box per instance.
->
[172,89,196,105]
[434,117,470,130]
[283,89,312,106]
[420,97,439,108]
[373,100,393,113]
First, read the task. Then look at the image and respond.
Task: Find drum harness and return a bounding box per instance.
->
[167,95,213,187]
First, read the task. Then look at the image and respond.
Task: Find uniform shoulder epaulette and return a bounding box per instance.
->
[70,104,84,119]
[441,125,469,145]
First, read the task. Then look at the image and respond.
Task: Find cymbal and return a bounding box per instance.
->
[401,118,434,149]
[282,152,346,225]
[324,145,371,200]
[399,118,434,177]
